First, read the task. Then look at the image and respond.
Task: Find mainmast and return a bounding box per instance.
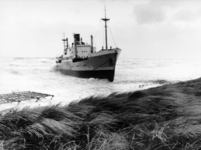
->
[101,7,110,50]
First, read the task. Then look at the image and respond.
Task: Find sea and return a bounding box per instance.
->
[1,57,201,111]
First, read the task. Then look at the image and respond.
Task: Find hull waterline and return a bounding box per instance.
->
[59,69,115,82]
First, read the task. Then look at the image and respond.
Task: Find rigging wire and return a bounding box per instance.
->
[94,19,102,39]
[108,21,117,47]
[93,19,102,48]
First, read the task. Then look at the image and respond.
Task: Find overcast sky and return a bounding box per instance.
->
[1,0,201,58]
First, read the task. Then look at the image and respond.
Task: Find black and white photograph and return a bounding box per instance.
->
[1,0,201,149]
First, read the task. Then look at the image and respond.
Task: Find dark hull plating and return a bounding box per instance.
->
[56,51,118,82]
[59,69,115,82]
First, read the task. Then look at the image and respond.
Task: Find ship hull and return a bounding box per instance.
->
[56,49,120,82]
[59,70,115,81]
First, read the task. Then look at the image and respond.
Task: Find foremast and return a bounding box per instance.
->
[101,7,110,50]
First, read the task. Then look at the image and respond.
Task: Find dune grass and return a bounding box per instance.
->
[2,78,201,149]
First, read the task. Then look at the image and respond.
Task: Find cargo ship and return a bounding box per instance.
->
[56,11,121,82]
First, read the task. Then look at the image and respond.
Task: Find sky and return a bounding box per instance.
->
[1,0,201,59]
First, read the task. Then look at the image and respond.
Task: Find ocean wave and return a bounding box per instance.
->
[1,57,201,106]
[88,78,109,83]
[50,66,59,72]
[12,57,27,60]
[10,70,21,75]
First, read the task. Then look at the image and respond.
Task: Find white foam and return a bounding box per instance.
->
[1,57,201,111]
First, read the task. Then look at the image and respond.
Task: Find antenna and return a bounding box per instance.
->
[101,6,110,50]
[104,5,106,18]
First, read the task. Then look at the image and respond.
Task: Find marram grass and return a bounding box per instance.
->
[2,78,201,149]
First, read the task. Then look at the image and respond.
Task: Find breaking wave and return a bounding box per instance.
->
[1,57,201,105]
